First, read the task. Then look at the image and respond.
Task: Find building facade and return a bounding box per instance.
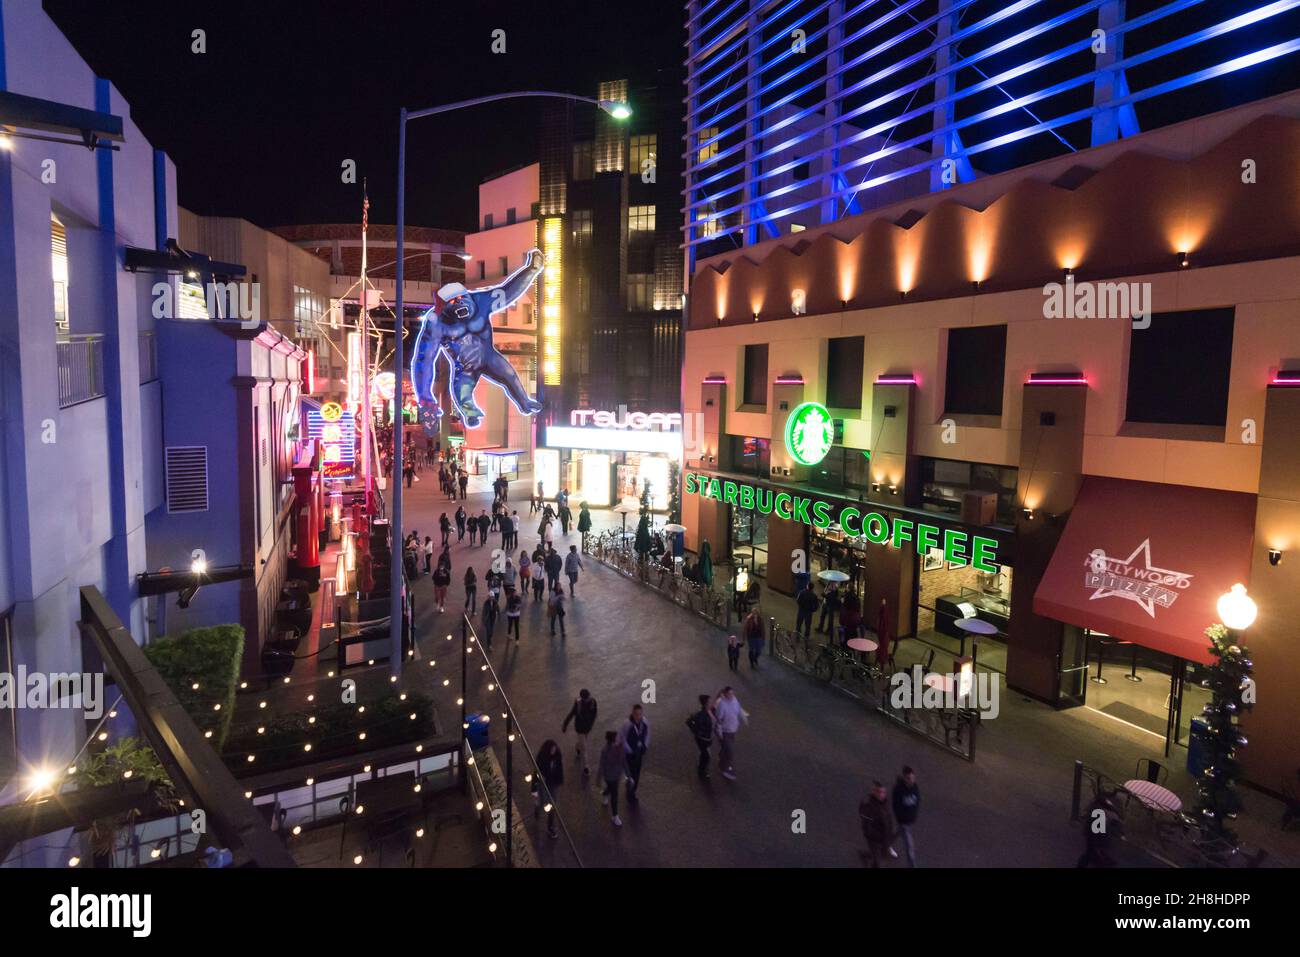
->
[0,1,176,801]
[681,89,1300,789]
[533,75,686,506]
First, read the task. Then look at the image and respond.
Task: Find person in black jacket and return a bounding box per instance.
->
[891,766,920,867]
[687,694,716,780]
[533,739,564,839]
[795,582,820,638]
[561,689,598,776]
[455,505,467,542]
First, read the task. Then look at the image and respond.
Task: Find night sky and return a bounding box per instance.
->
[42,0,684,233]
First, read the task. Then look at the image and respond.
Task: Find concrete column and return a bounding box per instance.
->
[1240,382,1300,787]
[1006,382,1086,703]
[864,381,916,508]
[770,380,807,482]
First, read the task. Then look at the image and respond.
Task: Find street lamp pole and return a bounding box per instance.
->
[388,91,630,675]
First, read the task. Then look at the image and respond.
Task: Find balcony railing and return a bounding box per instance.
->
[138,330,157,383]
[56,333,105,407]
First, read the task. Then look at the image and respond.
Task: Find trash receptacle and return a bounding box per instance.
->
[465,712,491,749]
[1187,717,1211,778]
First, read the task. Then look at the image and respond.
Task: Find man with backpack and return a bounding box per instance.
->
[561,689,598,776]
[686,694,716,780]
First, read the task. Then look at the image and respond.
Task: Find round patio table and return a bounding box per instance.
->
[1124,779,1182,812]
[846,637,878,653]
[954,616,997,655]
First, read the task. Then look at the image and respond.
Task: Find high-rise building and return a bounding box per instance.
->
[532,74,686,507]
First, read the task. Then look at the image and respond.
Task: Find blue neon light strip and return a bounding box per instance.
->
[683,0,1300,252]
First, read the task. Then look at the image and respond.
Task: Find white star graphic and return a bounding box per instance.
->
[1086,539,1193,618]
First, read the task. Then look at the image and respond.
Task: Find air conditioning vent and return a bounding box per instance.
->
[165,446,209,513]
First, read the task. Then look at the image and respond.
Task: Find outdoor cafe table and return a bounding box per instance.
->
[1123,779,1183,813]
[846,637,878,654]
[954,616,997,656]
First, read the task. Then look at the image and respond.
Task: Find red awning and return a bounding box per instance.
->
[1033,477,1256,665]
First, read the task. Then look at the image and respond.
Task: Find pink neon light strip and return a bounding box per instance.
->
[1270,372,1300,385]
[1027,374,1088,385]
[875,375,917,385]
[703,376,727,384]
[774,377,804,384]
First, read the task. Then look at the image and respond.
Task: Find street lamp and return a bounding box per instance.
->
[389,91,631,674]
[1216,583,1257,631]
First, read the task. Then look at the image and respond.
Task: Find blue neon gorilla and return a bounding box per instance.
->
[411,249,545,430]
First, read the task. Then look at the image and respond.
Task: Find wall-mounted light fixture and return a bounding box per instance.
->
[840,299,849,309]
[1022,507,1035,520]
[875,374,917,386]
[1026,372,1088,386]
[1178,251,1189,268]
[888,484,898,496]
[971,280,982,291]
[1269,548,1282,566]
[1269,370,1300,387]
[871,482,881,493]
[1063,267,1074,279]
[752,311,759,322]
[899,290,908,301]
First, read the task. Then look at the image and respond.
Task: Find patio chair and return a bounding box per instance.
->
[1136,758,1168,786]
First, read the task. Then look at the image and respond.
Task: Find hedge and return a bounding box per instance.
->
[143,624,244,749]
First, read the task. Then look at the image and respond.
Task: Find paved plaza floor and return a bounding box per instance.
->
[331,470,1300,868]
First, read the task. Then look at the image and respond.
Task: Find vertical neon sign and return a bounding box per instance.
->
[540,216,563,386]
[346,331,362,409]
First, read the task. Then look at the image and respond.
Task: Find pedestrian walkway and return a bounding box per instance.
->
[393,471,1300,868]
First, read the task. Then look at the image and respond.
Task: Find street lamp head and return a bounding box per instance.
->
[599,99,632,120]
[1216,583,1257,631]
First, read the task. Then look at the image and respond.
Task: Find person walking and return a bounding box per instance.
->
[439,512,451,547]
[455,504,467,542]
[558,502,571,536]
[505,588,522,641]
[423,536,434,576]
[818,583,841,635]
[533,739,563,839]
[859,781,897,867]
[491,500,502,533]
[686,694,716,780]
[542,518,555,551]
[531,556,546,601]
[726,633,741,671]
[499,510,514,553]
[840,591,862,646]
[713,686,748,780]
[544,547,563,591]
[503,557,518,593]
[509,511,521,551]
[577,502,592,552]
[529,492,539,517]
[518,550,531,591]
[564,545,583,596]
[619,705,650,804]
[547,584,567,638]
[795,580,819,638]
[743,610,765,668]
[561,689,598,776]
[891,766,921,867]
[597,731,627,827]
[481,590,499,648]
[457,470,468,500]
[466,508,478,546]
[463,566,478,616]
[477,510,491,546]
[403,460,414,489]
[432,562,450,614]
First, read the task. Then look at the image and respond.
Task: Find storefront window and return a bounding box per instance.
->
[919,457,1018,525]
[729,436,770,477]
[731,508,768,577]
[916,557,1012,674]
[809,446,870,492]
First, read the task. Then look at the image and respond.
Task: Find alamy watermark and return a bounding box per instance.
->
[1043,275,1151,329]
[889,665,1000,719]
[0,667,105,719]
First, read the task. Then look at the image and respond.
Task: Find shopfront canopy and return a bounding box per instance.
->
[1033,477,1257,665]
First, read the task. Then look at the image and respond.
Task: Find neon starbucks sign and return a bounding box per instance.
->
[785,401,835,466]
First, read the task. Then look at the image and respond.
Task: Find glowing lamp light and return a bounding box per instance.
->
[25,766,56,799]
[1216,584,1257,631]
[735,567,750,593]
[599,99,633,120]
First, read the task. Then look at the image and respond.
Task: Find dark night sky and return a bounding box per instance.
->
[41,0,684,233]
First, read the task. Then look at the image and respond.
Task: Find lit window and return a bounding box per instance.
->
[697,127,719,165]
[628,205,655,233]
[629,135,657,175]
[571,209,592,248]
[52,215,69,333]
[626,273,653,311]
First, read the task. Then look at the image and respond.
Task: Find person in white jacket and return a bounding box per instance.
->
[713,687,748,780]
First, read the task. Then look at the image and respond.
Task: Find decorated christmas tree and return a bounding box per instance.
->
[668,460,681,524]
[1195,621,1254,844]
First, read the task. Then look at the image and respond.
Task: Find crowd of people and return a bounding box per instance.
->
[398,456,927,865]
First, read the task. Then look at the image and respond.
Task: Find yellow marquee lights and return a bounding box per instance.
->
[540,216,563,386]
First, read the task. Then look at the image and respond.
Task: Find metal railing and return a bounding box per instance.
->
[587,530,733,628]
[460,615,583,867]
[138,330,158,383]
[56,334,105,407]
[1069,760,1268,868]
